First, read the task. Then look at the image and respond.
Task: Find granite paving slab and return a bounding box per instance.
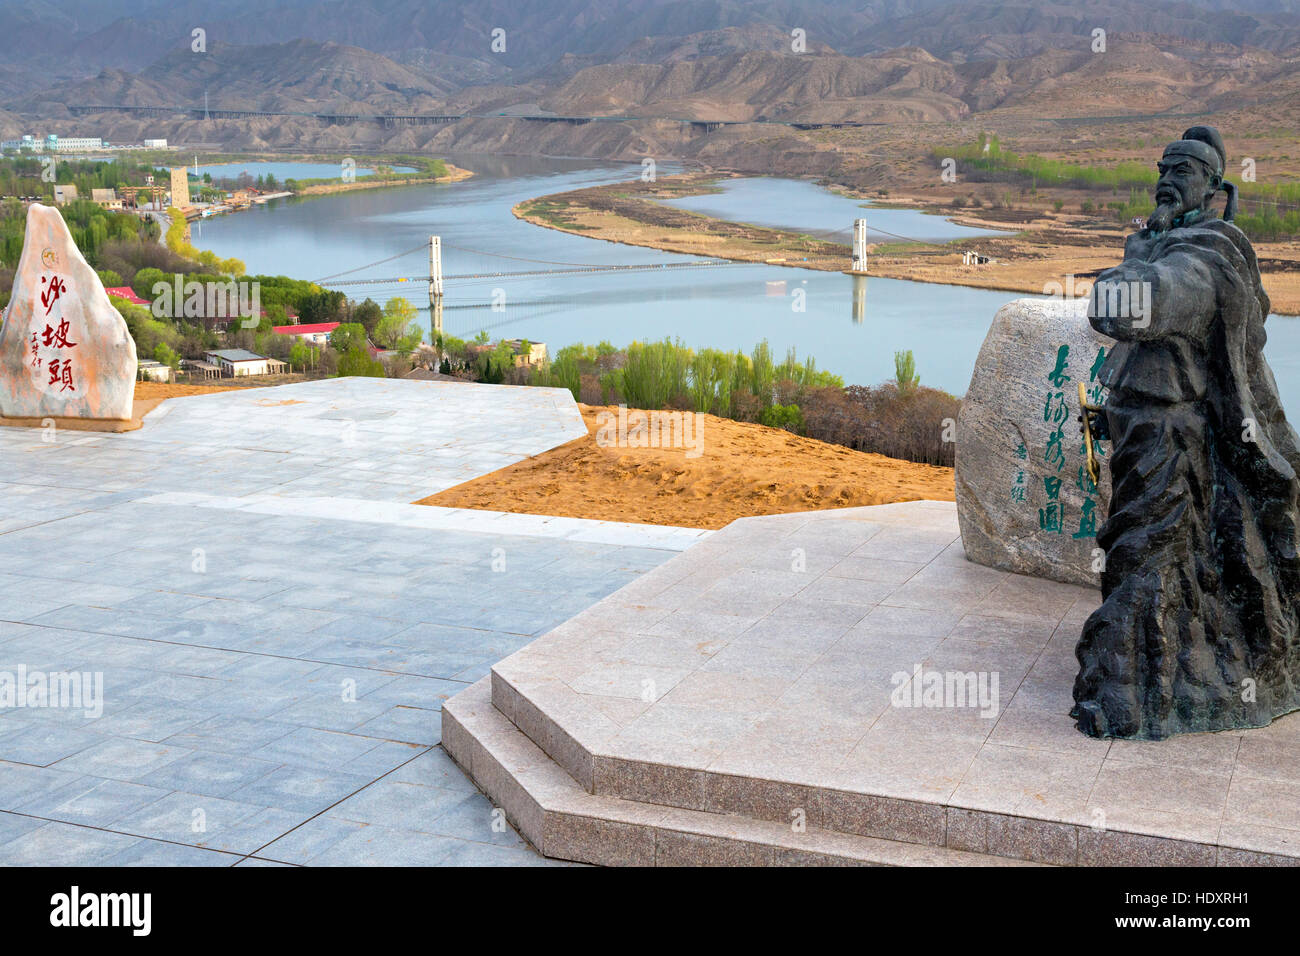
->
[0,378,696,865]
[478,500,1300,866]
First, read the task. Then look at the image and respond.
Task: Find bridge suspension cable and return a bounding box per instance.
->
[316,258,745,288]
[438,240,614,268]
[803,222,953,248]
[312,242,428,282]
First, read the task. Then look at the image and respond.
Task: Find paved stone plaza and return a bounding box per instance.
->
[8,376,1293,867]
[0,379,706,865]
[451,500,1300,866]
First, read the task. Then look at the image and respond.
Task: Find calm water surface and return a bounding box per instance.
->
[661,176,1006,243]
[190,153,1300,408]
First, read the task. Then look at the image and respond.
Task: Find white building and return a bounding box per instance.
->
[0,134,40,152]
[3,134,106,153]
[50,136,104,152]
[204,349,287,377]
[137,359,173,383]
[143,139,169,149]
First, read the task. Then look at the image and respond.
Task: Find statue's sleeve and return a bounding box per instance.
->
[1088,244,1217,341]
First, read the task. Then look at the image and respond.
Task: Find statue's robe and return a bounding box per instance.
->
[1072,217,1300,739]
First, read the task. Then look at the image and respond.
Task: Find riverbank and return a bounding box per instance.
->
[295,162,474,196]
[513,172,1300,314]
[513,173,851,271]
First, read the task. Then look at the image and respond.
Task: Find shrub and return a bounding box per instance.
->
[529,337,954,465]
[620,338,691,409]
[760,403,803,433]
[153,343,180,369]
[328,322,368,354]
[894,349,919,394]
[132,267,167,300]
[847,384,960,466]
[337,346,384,377]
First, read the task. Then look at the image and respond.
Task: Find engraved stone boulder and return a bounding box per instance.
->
[0,203,137,421]
[955,296,1114,587]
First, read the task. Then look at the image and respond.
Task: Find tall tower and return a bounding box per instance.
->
[169,167,190,209]
[852,218,868,273]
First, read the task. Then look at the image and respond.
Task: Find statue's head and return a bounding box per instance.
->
[1154,126,1232,228]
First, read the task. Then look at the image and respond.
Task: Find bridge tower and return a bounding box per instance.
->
[851,217,868,273]
[429,235,444,338]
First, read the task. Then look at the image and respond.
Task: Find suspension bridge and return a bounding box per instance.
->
[306,215,952,340]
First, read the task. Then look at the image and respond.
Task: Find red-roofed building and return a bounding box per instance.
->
[104,286,149,306]
[272,322,339,345]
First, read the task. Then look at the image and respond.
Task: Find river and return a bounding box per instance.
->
[189,153,1300,408]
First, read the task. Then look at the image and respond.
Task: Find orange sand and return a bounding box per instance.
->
[419,404,956,530]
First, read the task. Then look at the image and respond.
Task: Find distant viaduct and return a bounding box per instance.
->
[64,104,880,132]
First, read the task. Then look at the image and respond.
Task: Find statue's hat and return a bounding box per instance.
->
[1162,125,1226,178]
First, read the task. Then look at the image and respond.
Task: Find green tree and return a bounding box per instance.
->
[299,288,346,324]
[96,269,123,287]
[328,322,368,354]
[374,296,420,350]
[750,340,776,405]
[894,349,919,395]
[153,342,180,370]
[288,340,310,370]
[352,298,383,335]
[760,402,803,433]
[132,267,167,301]
[337,345,384,378]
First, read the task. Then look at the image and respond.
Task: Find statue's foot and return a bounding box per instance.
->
[1071,700,1109,738]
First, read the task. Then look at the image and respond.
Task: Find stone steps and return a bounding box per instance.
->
[442,503,1300,867]
[442,679,1043,866]
[487,657,1276,867]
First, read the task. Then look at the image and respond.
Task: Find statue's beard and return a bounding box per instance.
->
[1147,199,1185,233]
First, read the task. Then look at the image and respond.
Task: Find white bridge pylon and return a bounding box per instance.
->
[852,217,868,273]
[430,235,444,336]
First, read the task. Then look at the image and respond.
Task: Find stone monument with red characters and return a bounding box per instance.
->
[0,203,137,423]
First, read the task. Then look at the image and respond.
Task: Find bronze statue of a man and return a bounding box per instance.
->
[1073,125,1300,739]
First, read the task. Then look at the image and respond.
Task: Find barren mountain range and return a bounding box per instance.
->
[3,0,1299,189]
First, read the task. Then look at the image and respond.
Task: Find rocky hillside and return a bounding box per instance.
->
[20,40,453,115]
[6,0,1300,199]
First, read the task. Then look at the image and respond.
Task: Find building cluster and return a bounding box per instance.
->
[0,134,170,153]
[130,319,548,383]
[51,182,154,210]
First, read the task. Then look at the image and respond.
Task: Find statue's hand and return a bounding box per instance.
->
[1078,408,1110,443]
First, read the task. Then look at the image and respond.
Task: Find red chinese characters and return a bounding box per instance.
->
[32,272,77,393]
[40,274,66,317]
